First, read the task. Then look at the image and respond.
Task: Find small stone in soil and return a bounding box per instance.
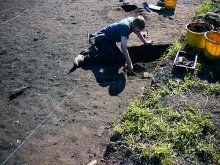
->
[142,72,153,78]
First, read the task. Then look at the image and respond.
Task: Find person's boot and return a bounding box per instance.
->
[73,55,85,67]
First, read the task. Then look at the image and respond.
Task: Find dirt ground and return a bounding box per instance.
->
[0,0,204,164]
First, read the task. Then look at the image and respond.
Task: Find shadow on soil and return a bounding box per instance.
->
[69,44,170,96]
[82,63,126,96]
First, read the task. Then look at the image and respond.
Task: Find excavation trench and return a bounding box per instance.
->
[121,3,138,12]
[127,44,170,75]
[79,44,170,88]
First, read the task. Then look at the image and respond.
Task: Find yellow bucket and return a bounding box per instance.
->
[204,31,220,60]
[164,0,177,9]
[186,22,213,49]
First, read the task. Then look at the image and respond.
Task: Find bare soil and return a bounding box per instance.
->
[0,0,205,164]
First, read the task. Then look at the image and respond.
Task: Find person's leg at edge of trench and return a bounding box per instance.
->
[74,33,125,67]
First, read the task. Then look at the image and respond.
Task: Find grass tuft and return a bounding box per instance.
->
[195,0,213,17]
[163,41,184,60]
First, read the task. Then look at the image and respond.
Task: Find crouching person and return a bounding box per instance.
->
[73,16,153,71]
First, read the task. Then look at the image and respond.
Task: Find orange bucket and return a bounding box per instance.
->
[204,31,220,60]
[164,0,177,9]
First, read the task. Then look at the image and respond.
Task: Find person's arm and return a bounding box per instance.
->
[121,36,133,71]
[134,31,153,45]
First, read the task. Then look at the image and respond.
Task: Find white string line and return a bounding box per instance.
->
[0,78,149,164]
[0,8,29,25]
[0,78,147,164]
[1,86,78,165]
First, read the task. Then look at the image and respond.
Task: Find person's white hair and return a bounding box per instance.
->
[132,16,145,30]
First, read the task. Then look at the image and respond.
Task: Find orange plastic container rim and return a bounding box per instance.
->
[186,22,213,34]
[205,31,220,44]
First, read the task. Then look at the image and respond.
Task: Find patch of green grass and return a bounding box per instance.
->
[137,142,174,165]
[113,102,218,164]
[184,74,220,95]
[163,41,185,60]
[111,73,219,164]
[139,86,170,108]
[135,75,219,111]
[163,74,220,96]
[195,0,213,17]
[168,79,186,95]
[196,143,216,162]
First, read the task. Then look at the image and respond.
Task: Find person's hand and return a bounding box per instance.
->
[146,40,153,45]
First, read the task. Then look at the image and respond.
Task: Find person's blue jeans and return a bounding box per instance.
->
[88,33,125,65]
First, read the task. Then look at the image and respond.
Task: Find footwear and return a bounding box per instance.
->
[73,55,85,67]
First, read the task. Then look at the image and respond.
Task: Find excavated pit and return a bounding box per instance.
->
[121,3,138,12]
[127,44,170,74]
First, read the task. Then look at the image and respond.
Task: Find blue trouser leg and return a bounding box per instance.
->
[88,33,125,64]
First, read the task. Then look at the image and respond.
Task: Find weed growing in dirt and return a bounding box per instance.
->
[183,74,220,95]
[196,0,213,16]
[163,74,220,96]
[138,86,170,108]
[163,41,184,60]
